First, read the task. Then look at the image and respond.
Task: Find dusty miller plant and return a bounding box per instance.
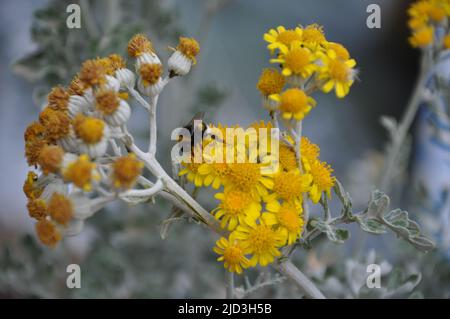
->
[18,10,436,298]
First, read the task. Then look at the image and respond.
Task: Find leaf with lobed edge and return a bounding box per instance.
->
[357,190,436,253]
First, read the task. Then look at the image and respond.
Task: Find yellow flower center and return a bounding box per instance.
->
[73,115,105,144]
[257,68,285,96]
[273,171,309,201]
[177,37,200,60]
[278,202,302,233]
[228,163,261,190]
[284,48,311,74]
[328,43,350,60]
[445,34,450,49]
[223,245,245,265]
[140,63,163,86]
[108,54,126,71]
[48,86,69,111]
[23,171,43,199]
[302,25,326,44]
[39,108,70,142]
[64,155,96,191]
[277,30,302,45]
[409,27,434,48]
[213,163,230,177]
[35,219,62,247]
[429,6,445,22]
[79,59,106,87]
[112,154,144,189]
[222,190,252,216]
[25,139,48,166]
[96,90,120,115]
[38,145,64,175]
[247,224,277,254]
[279,88,308,113]
[68,76,86,96]
[24,121,45,142]
[310,160,334,191]
[127,34,154,57]
[328,59,350,82]
[47,193,73,226]
[301,137,320,163]
[27,199,47,220]
[184,160,201,173]
[279,144,297,171]
[96,57,115,76]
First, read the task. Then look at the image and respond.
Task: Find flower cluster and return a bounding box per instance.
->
[23,34,200,247]
[179,24,349,273]
[407,0,450,49]
[261,24,357,101]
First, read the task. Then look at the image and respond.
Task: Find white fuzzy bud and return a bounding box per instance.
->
[168,51,192,76]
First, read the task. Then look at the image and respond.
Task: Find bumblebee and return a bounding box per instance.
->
[177,112,208,150]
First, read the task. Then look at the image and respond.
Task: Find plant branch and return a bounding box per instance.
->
[276,260,325,299]
[226,271,235,299]
[380,53,431,192]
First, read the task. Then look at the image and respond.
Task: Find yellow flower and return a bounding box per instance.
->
[73,114,106,144]
[262,200,304,245]
[27,198,47,220]
[25,138,48,167]
[62,154,99,191]
[24,121,45,143]
[95,89,120,115]
[271,41,317,78]
[257,68,285,96]
[301,136,320,169]
[127,34,154,57]
[409,26,435,48]
[225,162,274,201]
[198,162,230,189]
[233,218,284,267]
[37,145,64,175]
[408,0,448,29]
[318,49,357,98]
[444,34,450,49]
[179,160,205,187]
[24,121,49,166]
[111,154,144,189]
[212,187,261,231]
[139,63,163,86]
[326,42,350,60]
[47,86,69,112]
[279,143,297,171]
[47,192,73,226]
[213,236,250,274]
[39,107,71,142]
[299,24,327,50]
[176,37,200,63]
[309,160,335,203]
[270,88,316,120]
[79,59,106,87]
[23,171,43,199]
[268,169,312,205]
[428,4,446,22]
[107,54,127,71]
[35,219,62,247]
[68,75,87,96]
[263,26,303,52]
